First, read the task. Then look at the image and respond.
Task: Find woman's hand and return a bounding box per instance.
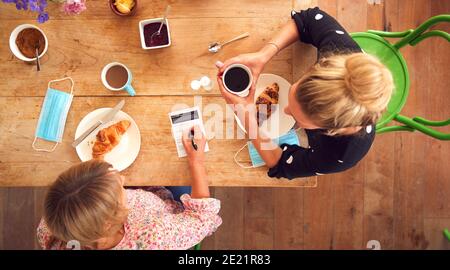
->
[216,50,272,94]
[216,74,258,134]
[182,125,207,166]
[182,125,210,199]
[216,72,255,106]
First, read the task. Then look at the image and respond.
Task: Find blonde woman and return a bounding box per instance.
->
[216,7,394,179]
[37,126,221,249]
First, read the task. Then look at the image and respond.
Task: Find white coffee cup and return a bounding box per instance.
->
[222,63,252,97]
[101,62,136,96]
[9,24,48,62]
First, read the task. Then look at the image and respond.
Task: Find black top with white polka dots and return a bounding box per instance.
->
[268,7,375,179]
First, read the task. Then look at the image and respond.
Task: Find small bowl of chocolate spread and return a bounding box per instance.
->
[9,24,48,62]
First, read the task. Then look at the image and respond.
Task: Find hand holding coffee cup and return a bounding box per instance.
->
[216,64,255,107]
[216,51,269,94]
[220,63,253,97]
[101,62,136,96]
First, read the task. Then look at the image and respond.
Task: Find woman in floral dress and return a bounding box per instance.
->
[37,126,221,250]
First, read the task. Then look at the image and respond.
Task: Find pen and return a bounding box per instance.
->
[190,129,198,151]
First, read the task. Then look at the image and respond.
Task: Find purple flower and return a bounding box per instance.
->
[37,11,49,23]
[2,0,49,23]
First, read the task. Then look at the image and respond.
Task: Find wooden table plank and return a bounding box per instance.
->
[392,0,430,250]
[1,188,36,249]
[0,96,316,187]
[300,0,335,251]
[424,218,450,250]
[423,0,450,219]
[274,187,304,249]
[0,0,292,20]
[363,1,395,250]
[319,0,368,250]
[0,17,292,97]
[210,187,245,249]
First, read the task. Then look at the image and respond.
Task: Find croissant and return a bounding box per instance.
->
[92,120,131,159]
[256,83,279,125]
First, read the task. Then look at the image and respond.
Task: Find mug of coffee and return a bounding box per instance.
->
[101,62,136,96]
[222,63,253,97]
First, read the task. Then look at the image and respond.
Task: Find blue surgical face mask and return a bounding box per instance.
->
[234,129,300,168]
[32,77,74,152]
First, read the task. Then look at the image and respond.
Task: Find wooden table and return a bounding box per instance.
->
[0,1,316,187]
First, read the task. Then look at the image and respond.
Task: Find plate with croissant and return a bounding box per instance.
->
[235,73,295,139]
[74,108,141,171]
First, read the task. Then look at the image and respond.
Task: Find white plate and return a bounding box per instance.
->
[75,108,141,171]
[235,73,296,139]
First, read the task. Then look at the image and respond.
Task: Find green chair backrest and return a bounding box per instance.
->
[351,14,450,140]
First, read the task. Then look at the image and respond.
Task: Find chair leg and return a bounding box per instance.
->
[376,125,414,134]
[395,114,450,140]
[368,29,413,38]
[444,229,450,242]
[394,14,450,49]
[409,30,450,46]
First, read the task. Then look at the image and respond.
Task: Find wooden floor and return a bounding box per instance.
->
[1,0,449,250]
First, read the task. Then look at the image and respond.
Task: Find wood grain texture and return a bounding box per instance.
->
[243,188,274,249]
[211,188,245,250]
[0,188,5,249]
[0,18,292,97]
[363,1,395,250]
[301,0,336,251]
[1,0,450,250]
[392,0,430,250]
[423,218,450,250]
[0,0,292,20]
[0,96,316,187]
[1,188,36,249]
[0,0,316,187]
[330,0,367,250]
[303,176,335,249]
[423,0,450,219]
[244,217,274,249]
[273,187,304,249]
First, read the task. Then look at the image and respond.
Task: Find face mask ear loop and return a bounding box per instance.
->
[48,77,74,95]
[234,142,254,169]
[32,137,58,152]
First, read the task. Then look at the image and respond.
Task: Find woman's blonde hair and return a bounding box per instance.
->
[295,52,394,135]
[44,160,128,248]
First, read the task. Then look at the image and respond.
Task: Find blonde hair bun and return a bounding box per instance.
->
[296,52,395,135]
[344,53,394,112]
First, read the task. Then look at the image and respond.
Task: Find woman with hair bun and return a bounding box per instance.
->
[216,7,394,179]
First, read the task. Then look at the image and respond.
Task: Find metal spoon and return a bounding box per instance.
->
[208,32,250,53]
[150,5,171,42]
[35,41,41,71]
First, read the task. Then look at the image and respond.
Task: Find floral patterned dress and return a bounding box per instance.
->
[37,187,222,250]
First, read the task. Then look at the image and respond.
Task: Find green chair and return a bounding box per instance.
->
[444,228,450,242]
[351,14,450,140]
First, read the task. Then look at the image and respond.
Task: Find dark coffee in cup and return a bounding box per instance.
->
[105,65,129,89]
[222,64,252,97]
[224,67,250,92]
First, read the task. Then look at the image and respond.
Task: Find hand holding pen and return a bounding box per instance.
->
[182,125,206,164]
[190,129,198,151]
